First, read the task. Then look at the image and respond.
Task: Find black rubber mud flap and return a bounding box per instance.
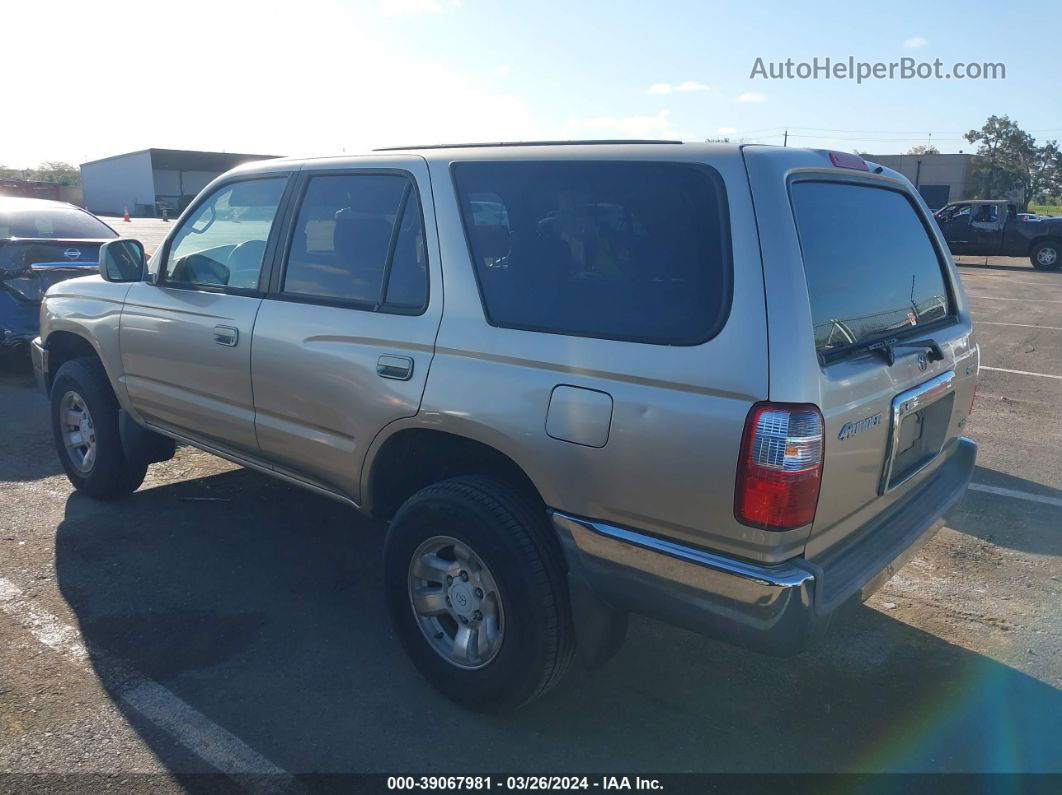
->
[568,570,628,670]
[119,410,176,465]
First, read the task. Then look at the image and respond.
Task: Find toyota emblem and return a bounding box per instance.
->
[917,352,929,371]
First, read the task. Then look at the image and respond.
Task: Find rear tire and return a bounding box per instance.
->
[384,476,574,712]
[1031,240,1061,271]
[50,357,147,499]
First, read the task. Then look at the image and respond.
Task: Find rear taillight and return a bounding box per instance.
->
[735,403,825,531]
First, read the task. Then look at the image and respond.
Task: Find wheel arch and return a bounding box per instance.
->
[364,425,549,522]
[43,330,104,393]
[1029,235,1062,257]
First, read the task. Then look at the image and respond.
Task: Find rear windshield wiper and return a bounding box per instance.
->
[821,336,944,367]
[867,337,944,366]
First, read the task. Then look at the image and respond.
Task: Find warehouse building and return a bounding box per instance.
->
[80,148,280,217]
[866,153,979,209]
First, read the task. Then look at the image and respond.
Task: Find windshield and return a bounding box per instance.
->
[0,207,117,240]
[791,181,952,355]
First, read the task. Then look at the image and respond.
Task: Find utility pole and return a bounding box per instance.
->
[783,129,788,147]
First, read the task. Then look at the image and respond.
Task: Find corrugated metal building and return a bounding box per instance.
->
[866,153,979,209]
[80,148,280,217]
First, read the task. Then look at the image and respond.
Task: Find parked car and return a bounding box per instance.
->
[934,199,1062,270]
[1,197,117,352]
[32,144,978,711]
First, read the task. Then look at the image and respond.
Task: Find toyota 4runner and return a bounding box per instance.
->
[33,142,978,711]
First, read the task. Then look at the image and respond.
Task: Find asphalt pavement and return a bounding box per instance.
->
[1,245,1059,779]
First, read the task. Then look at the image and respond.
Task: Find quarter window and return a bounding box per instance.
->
[453,161,731,345]
[164,177,287,290]
[283,173,428,310]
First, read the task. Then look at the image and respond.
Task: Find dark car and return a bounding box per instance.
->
[934,199,1062,271]
[0,197,118,352]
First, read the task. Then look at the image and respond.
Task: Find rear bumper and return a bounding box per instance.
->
[553,436,976,656]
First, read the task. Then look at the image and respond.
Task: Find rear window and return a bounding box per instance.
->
[453,161,731,345]
[0,208,117,240]
[790,182,952,356]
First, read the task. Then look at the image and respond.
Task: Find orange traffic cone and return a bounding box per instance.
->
[123,207,131,222]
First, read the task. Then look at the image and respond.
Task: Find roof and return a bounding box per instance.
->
[228,141,754,174]
[80,148,282,170]
[375,139,684,151]
[0,196,78,211]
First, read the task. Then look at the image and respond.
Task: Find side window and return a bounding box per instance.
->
[453,161,731,345]
[164,177,287,290]
[973,204,998,223]
[283,173,428,310]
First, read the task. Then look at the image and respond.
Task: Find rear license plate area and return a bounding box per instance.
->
[881,372,956,493]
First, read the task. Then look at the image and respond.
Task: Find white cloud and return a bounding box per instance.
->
[495,65,511,75]
[737,91,765,104]
[903,36,927,48]
[564,110,695,140]
[717,126,737,134]
[648,80,710,95]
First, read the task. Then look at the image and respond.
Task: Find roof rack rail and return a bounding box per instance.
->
[374,139,684,151]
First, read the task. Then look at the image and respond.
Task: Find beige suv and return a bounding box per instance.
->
[33,142,978,711]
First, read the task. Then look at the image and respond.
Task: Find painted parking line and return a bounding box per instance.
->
[976,322,1062,332]
[979,366,1062,381]
[965,294,1062,304]
[968,483,1062,510]
[0,576,296,784]
[960,276,1062,289]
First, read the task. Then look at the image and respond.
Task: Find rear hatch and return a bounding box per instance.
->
[0,239,105,302]
[743,147,978,560]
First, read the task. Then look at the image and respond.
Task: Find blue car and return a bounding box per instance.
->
[0,197,118,352]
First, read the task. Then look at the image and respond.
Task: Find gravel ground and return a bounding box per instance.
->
[1,254,1060,778]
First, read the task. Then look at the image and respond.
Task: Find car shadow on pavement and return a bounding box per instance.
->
[55,469,1062,776]
[0,355,64,481]
[947,466,1062,556]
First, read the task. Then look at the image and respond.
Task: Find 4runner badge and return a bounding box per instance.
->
[838,413,882,441]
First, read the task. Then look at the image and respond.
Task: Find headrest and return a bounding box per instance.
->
[469,224,511,260]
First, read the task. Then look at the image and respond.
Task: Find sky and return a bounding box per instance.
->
[4,0,1059,168]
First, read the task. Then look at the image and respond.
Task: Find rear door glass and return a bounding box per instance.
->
[790,182,952,355]
[453,161,731,346]
[283,173,428,310]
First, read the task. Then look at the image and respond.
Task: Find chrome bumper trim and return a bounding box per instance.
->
[553,512,814,589]
[552,511,819,656]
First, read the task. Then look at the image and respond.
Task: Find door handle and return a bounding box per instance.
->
[213,325,239,347]
[377,354,413,381]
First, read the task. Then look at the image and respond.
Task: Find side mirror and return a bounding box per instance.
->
[99,239,146,282]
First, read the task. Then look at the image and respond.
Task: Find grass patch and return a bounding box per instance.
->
[1028,204,1061,216]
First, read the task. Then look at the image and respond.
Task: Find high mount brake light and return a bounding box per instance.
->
[735,403,825,531]
[828,151,870,171]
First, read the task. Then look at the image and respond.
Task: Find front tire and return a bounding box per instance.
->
[1031,240,1061,271]
[50,357,147,499]
[384,476,574,712]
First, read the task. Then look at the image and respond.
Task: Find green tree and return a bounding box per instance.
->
[0,165,24,180]
[964,115,1039,207]
[906,144,939,155]
[28,161,80,186]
